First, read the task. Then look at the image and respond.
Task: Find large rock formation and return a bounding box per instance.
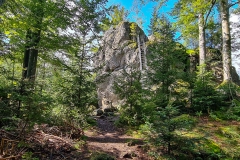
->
[189,49,240,85]
[94,22,148,109]
[95,22,240,109]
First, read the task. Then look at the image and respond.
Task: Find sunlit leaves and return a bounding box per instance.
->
[172,0,216,48]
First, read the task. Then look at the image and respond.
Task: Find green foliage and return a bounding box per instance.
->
[111,5,129,26]
[148,6,158,36]
[113,67,146,126]
[171,0,216,48]
[218,126,240,138]
[1,0,239,158]
[22,152,39,160]
[51,105,88,129]
[177,118,240,159]
[100,5,128,31]
[228,99,240,118]
[186,49,198,56]
[146,15,189,110]
[200,138,222,156]
[0,0,107,131]
[19,89,53,125]
[130,22,138,36]
[214,99,240,121]
[205,17,222,49]
[217,81,240,101]
[192,65,224,113]
[209,112,222,121]
[86,117,97,126]
[73,140,86,150]
[0,56,53,130]
[142,104,196,155]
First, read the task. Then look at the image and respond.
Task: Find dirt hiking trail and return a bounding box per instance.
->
[84,115,151,160]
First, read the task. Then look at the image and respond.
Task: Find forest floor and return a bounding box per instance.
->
[0,115,151,160]
[83,115,151,160]
[2,115,240,159]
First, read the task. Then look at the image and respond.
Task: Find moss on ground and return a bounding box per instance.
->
[176,118,240,159]
[135,115,240,159]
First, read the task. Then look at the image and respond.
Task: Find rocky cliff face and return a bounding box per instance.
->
[94,22,148,109]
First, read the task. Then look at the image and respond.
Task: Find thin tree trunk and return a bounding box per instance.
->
[22,30,41,85]
[78,37,85,108]
[22,0,44,81]
[40,62,46,95]
[198,13,206,65]
[22,30,31,79]
[220,0,232,81]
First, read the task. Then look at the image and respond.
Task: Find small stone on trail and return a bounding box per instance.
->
[99,115,106,119]
[104,108,116,112]
[97,109,104,116]
[92,109,104,116]
[123,153,132,159]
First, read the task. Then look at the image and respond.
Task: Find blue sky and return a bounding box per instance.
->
[107,0,177,34]
[106,0,240,75]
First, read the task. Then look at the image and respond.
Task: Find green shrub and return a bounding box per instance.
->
[142,104,196,155]
[217,81,240,101]
[86,117,97,126]
[22,152,39,160]
[192,65,224,113]
[214,99,240,121]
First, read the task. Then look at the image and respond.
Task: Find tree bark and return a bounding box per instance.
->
[22,0,44,82]
[22,30,31,79]
[22,29,41,81]
[198,13,206,65]
[220,0,232,81]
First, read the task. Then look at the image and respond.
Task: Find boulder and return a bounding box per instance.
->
[92,109,104,116]
[94,22,148,109]
[103,112,114,116]
[104,108,117,113]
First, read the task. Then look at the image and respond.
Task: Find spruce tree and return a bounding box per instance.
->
[113,65,145,126]
[146,14,188,107]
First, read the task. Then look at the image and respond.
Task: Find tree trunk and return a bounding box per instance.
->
[22,30,41,81]
[220,0,232,81]
[22,0,44,82]
[22,30,31,79]
[198,13,206,65]
[19,0,44,111]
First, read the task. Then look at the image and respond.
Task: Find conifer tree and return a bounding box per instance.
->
[113,65,145,125]
[147,14,187,106]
